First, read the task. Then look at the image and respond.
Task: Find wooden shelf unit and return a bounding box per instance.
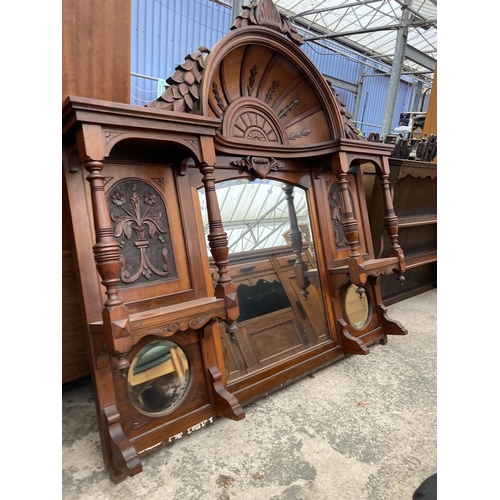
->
[367,158,437,304]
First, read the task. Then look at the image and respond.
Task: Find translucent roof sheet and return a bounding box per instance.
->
[273,0,437,76]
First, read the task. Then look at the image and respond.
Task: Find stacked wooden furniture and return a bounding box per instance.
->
[367,158,437,304]
[62,0,408,482]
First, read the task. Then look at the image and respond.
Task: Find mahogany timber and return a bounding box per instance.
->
[62,0,131,104]
[367,158,437,304]
[62,0,408,482]
[62,173,89,381]
[62,0,132,382]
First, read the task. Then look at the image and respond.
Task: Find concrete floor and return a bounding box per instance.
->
[62,288,437,500]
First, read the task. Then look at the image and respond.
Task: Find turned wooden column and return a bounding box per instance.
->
[199,162,232,290]
[378,158,406,279]
[283,185,310,297]
[84,157,132,370]
[332,152,367,294]
[198,162,239,338]
[338,171,367,294]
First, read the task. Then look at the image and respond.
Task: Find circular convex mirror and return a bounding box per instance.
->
[345,284,370,330]
[127,339,190,414]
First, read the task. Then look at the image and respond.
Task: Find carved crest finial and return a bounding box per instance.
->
[147,46,210,113]
[231,0,304,46]
[231,156,284,179]
[328,83,363,140]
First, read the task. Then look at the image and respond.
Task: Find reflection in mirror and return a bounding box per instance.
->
[345,284,370,329]
[199,179,313,255]
[199,179,330,382]
[128,339,190,414]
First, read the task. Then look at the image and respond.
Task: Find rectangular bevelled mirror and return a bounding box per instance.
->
[198,179,332,391]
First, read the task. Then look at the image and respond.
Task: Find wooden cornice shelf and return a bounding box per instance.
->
[397,215,437,228]
[330,256,400,275]
[388,158,437,180]
[90,297,226,333]
[128,297,225,323]
[404,251,437,269]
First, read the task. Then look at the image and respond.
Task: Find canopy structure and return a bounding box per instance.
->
[232,0,437,82]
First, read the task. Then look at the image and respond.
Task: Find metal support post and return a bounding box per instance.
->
[380,0,412,139]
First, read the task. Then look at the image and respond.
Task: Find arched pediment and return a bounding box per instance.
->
[200,25,345,151]
[147,0,365,150]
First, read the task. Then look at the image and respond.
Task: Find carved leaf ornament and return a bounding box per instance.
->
[231,156,285,178]
[147,46,210,113]
[328,182,357,249]
[231,0,305,46]
[107,180,177,286]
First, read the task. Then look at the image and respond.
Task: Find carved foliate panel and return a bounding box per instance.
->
[107,179,177,287]
[328,182,355,250]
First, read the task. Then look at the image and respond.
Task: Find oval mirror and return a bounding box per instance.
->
[344,284,370,330]
[127,339,190,414]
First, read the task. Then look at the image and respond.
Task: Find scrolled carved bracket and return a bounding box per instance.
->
[103,404,142,483]
[231,156,284,178]
[338,319,370,355]
[379,304,408,336]
[208,366,245,421]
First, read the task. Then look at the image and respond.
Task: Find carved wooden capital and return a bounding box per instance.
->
[102,305,132,357]
[78,124,107,162]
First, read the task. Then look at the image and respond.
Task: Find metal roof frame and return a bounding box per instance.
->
[232,1,437,79]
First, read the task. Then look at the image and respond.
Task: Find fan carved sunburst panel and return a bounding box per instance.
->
[207,43,332,146]
[223,98,288,143]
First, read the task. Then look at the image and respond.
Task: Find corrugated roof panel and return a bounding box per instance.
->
[130,0,232,106]
[352,67,414,136]
[301,40,363,85]
[275,0,436,76]
[130,0,428,133]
